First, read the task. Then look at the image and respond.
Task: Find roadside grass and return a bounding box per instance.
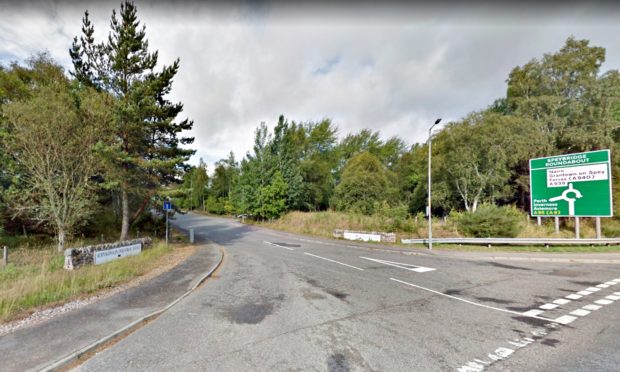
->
[0,231,190,323]
[255,211,620,253]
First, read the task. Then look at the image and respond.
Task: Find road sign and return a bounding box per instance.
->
[163,201,172,211]
[529,150,612,217]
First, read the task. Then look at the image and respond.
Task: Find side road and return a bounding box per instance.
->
[0,244,223,372]
[249,222,620,264]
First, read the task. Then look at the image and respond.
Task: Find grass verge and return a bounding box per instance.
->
[255,211,620,253]
[0,237,191,323]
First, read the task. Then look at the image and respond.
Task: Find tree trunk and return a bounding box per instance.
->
[120,186,129,241]
[57,227,65,252]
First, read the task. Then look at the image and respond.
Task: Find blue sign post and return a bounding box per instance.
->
[163,201,172,246]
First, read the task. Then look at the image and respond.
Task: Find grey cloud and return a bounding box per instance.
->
[1,1,620,167]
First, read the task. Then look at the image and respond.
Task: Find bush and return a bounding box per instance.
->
[455,204,524,238]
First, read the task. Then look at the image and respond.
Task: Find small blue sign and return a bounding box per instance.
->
[163,201,172,211]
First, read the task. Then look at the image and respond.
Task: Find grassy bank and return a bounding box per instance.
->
[256,211,620,252]
[0,233,191,323]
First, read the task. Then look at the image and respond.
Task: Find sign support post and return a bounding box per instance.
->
[575,217,580,239]
[163,200,172,247]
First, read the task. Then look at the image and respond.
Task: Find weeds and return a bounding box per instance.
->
[0,241,174,323]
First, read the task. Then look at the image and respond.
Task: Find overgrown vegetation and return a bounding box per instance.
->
[451,204,525,238]
[0,1,192,249]
[0,239,190,323]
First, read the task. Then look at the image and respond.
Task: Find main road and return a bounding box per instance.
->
[77,213,620,371]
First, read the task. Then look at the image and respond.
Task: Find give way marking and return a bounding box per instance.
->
[360,256,436,273]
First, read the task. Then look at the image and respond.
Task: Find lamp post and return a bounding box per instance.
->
[427,118,442,250]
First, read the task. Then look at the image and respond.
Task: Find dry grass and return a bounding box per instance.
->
[256,211,620,251]
[0,232,191,323]
[258,210,457,241]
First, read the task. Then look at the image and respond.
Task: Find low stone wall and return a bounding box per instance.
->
[333,229,396,243]
[64,238,153,270]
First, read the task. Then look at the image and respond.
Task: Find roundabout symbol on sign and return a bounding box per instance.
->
[549,183,582,216]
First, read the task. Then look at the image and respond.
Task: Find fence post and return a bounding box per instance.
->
[2,246,7,266]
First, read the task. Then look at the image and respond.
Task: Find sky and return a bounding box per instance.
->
[2,0,620,169]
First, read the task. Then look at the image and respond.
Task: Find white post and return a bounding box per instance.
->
[190,228,195,244]
[575,217,580,239]
[554,217,560,234]
[537,216,541,226]
[2,246,7,266]
[595,217,601,239]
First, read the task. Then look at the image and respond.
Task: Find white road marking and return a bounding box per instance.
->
[615,292,620,296]
[359,256,435,273]
[604,281,617,286]
[570,309,591,317]
[596,284,610,288]
[304,252,364,271]
[605,295,620,301]
[523,309,545,317]
[540,303,558,310]
[577,290,592,296]
[595,299,613,305]
[389,278,556,322]
[554,315,577,325]
[553,298,571,305]
[263,241,294,251]
[583,304,602,311]
[566,294,582,300]
[586,287,602,292]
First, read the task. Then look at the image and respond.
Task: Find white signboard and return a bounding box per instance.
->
[94,243,142,265]
[343,231,381,242]
[546,163,608,188]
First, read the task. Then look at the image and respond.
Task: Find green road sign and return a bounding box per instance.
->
[529,150,612,217]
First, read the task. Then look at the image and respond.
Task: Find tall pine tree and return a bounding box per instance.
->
[70,1,194,240]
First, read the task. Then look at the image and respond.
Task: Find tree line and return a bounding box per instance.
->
[178,37,620,221]
[0,1,193,250]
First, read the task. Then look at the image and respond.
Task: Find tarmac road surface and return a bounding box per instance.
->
[76,213,620,371]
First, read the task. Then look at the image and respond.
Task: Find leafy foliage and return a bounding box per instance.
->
[453,204,525,238]
[333,152,389,215]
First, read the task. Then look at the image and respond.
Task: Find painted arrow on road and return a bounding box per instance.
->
[360,256,436,273]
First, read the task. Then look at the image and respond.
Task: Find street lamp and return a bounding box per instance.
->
[428,118,442,250]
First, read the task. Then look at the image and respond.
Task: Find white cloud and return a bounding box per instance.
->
[2,1,620,167]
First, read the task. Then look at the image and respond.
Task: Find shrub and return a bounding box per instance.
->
[455,204,524,238]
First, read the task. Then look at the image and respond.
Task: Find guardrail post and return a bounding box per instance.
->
[595,217,601,239]
[554,217,560,234]
[575,217,580,239]
[190,228,194,244]
[2,246,7,266]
